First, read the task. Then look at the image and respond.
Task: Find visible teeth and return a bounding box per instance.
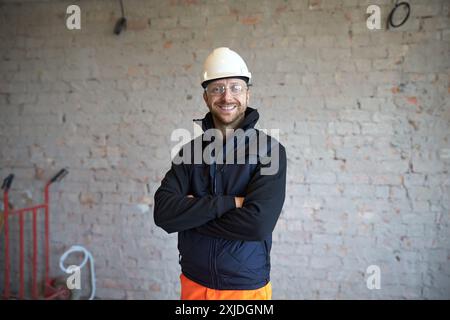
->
[219,105,236,110]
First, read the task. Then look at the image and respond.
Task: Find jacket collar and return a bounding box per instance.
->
[196,107,260,133]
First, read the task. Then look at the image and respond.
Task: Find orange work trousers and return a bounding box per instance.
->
[180,273,272,300]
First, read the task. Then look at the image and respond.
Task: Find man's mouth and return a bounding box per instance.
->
[217,105,237,111]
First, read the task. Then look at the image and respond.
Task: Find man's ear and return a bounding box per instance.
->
[203,91,213,111]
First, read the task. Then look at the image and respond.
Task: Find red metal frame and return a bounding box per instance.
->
[2,169,69,300]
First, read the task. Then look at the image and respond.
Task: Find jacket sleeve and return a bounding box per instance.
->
[195,145,287,241]
[153,161,236,234]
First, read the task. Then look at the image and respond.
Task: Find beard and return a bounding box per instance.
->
[209,103,246,128]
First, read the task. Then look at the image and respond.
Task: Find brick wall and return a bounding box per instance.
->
[0,0,449,299]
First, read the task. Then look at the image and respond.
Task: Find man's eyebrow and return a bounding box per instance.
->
[209,81,245,86]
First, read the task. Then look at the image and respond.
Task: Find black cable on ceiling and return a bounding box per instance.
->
[114,0,127,35]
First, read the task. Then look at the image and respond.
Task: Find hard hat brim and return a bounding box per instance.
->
[201,76,250,89]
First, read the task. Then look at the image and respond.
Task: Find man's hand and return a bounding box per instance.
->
[235,197,244,208]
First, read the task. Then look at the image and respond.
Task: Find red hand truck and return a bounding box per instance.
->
[1,169,70,299]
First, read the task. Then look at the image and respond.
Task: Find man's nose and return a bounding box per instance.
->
[221,87,234,101]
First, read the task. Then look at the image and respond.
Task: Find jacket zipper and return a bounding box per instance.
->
[213,240,219,288]
[210,239,216,288]
[209,163,218,288]
[213,163,217,194]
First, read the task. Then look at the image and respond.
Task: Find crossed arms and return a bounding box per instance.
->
[153,146,286,241]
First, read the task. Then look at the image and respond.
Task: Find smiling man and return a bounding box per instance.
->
[203,77,248,137]
[154,47,287,300]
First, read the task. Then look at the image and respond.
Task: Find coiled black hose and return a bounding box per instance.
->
[387,0,411,29]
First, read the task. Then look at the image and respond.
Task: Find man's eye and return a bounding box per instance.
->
[211,86,221,93]
[231,85,242,92]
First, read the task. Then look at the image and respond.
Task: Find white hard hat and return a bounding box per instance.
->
[201,47,252,88]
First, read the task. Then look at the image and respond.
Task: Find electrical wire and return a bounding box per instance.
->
[387,0,411,29]
[59,245,96,300]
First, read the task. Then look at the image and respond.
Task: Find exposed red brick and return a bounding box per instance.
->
[127,19,148,31]
[79,192,97,207]
[344,11,352,22]
[230,8,239,16]
[406,96,418,105]
[240,15,261,25]
[102,278,119,289]
[391,86,400,94]
[276,5,287,14]
[137,195,153,206]
[171,0,198,5]
[127,66,139,77]
[164,41,173,49]
[309,0,321,10]
[149,282,161,292]
[34,166,45,180]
